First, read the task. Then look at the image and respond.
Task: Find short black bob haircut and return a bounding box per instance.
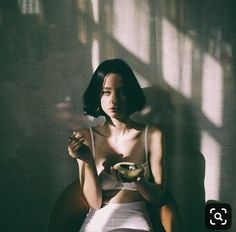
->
[83,58,146,117]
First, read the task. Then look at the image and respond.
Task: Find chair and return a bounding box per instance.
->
[48,180,89,232]
[48,181,181,232]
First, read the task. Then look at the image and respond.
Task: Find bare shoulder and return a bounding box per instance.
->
[147,125,164,159]
[147,125,163,142]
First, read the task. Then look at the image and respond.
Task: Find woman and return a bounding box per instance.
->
[68,59,166,231]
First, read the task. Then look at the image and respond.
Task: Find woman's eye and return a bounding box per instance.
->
[119,90,127,96]
[101,91,111,96]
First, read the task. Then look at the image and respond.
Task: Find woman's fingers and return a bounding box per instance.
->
[68,132,86,158]
[69,134,84,142]
[68,146,76,158]
[110,166,118,176]
[68,136,85,146]
[69,138,85,147]
[110,166,120,181]
[68,132,93,162]
[117,172,127,182]
[73,131,83,139]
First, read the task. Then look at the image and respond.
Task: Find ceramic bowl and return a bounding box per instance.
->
[113,162,144,180]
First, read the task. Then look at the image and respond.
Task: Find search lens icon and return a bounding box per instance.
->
[214,212,223,221]
[205,203,231,229]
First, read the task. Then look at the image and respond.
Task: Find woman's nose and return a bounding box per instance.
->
[111,96,116,103]
[111,93,119,103]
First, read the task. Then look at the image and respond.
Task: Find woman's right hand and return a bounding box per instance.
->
[68,131,94,163]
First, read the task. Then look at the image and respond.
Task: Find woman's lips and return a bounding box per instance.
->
[109,107,120,111]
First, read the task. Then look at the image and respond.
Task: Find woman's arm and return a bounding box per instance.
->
[135,127,166,206]
[77,159,102,209]
[68,130,102,209]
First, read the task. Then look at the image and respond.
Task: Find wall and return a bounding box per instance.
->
[0,0,234,231]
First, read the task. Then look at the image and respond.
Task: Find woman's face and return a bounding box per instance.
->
[100,73,129,119]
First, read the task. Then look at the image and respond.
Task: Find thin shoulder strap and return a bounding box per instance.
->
[89,127,96,157]
[144,124,149,162]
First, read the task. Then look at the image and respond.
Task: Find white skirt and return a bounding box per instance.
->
[79,201,153,232]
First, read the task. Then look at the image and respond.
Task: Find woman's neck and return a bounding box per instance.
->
[105,117,133,136]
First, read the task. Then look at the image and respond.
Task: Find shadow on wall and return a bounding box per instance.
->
[0,1,95,231]
[132,85,206,232]
[0,80,80,232]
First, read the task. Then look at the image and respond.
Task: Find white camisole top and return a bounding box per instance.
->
[88,125,150,191]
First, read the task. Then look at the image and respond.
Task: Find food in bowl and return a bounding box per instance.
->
[113,162,144,181]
